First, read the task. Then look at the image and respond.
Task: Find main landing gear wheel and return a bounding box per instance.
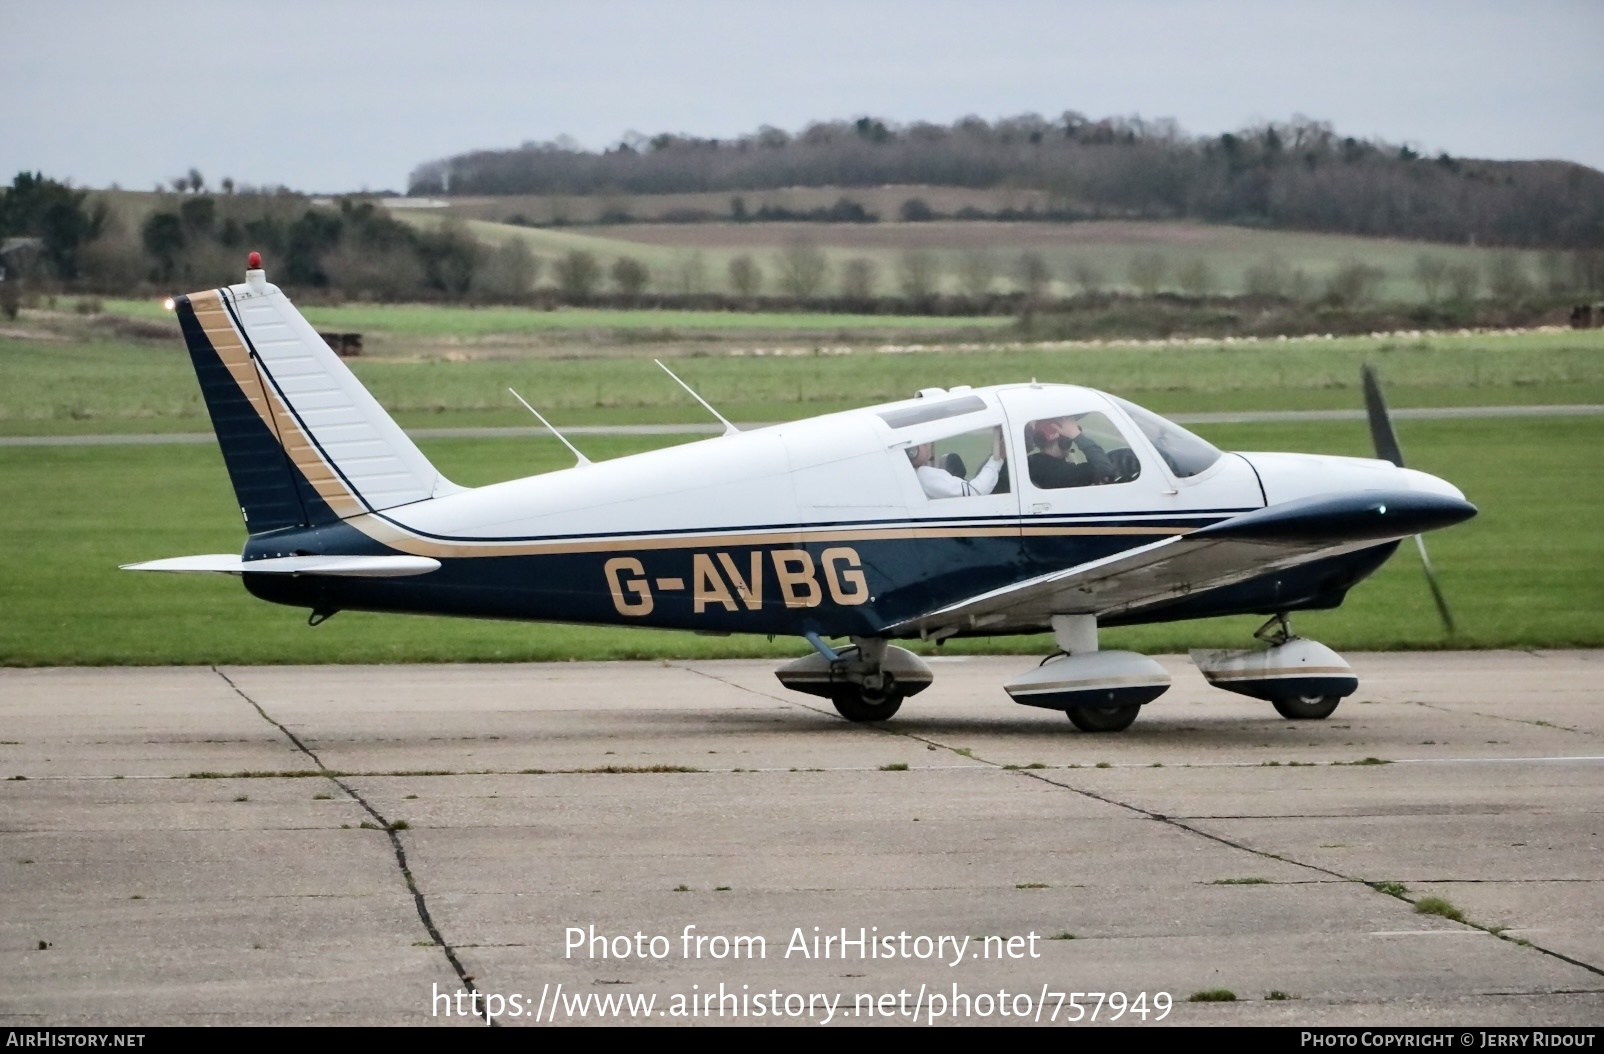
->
[1065,703,1142,733]
[831,677,905,723]
[1271,695,1341,720]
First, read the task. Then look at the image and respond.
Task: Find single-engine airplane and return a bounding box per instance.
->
[126,256,1476,732]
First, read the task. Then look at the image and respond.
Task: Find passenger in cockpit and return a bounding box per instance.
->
[1026,416,1114,489]
[908,429,1007,498]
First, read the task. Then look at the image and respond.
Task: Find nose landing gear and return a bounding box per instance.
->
[1192,615,1358,720]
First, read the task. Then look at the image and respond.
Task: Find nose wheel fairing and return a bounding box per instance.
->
[1191,638,1359,705]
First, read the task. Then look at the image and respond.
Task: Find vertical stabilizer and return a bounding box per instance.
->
[172,259,459,534]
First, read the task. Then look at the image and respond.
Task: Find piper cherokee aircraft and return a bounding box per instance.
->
[126,255,1476,732]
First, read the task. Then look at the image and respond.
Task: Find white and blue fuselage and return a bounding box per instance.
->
[130,271,1475,648]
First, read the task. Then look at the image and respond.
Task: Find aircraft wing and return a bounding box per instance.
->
[890,490,1476,637]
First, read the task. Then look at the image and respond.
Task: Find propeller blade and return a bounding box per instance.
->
[1361,364,1405,468]
[1365,366,1454,634]
[1413,534,1457,636]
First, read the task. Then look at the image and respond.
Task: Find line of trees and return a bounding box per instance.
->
[528,244,1604,308]
[5,171,1602,323]
[0,172,539,311]
[410,113,1604,250]
[506,194,1097,228]
[133,191,539,300]
[0,172,108,281]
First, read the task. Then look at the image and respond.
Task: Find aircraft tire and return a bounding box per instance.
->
[1065,703,1141,733]
[1271,695,1341,720]
[831,680,905,723]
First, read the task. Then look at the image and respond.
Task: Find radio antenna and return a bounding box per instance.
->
[655,359,739,436]
[508,388,591,467]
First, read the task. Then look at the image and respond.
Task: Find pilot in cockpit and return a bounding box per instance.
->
[1026,415,1115,489]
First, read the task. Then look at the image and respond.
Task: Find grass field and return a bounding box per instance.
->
[4,317,1602,435]
[1,416,1599,666]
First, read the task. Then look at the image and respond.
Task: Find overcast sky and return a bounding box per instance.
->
[4,0,1600,193]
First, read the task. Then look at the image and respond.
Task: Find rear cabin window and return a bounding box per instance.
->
[901,425,1010,500]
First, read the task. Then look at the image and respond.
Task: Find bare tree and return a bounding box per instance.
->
[610,255,650,295]
[775,240,828,298]
[1445,262,1481,302]
[1572,250,1604,295]
[1324,259,1386,306]
[899,197,936,222]
[897,249,940,300]
[839,257,878,299]
[1485,251,1532,302]
[1413,255,1449,303]
[472,238,539,300]
[421,219,485,297]
[1537,250,1570,295]
[1177,258,1215,297]
[1016,251,1051,301]
[553,249,601,299]
[957,250,995,299]
[1069,259,1105,295]
[667,251,708,294]
[728,254,762,297]
[324,240,427,301]
[1128,252,1165,295]
[1245,254,1291,297]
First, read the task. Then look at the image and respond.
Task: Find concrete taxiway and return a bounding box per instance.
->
[1,652,1601,1026]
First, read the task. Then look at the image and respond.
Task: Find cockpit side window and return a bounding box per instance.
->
[901,425,1010,500]
[1110,396,1223,478]
[1022,411,1141,490]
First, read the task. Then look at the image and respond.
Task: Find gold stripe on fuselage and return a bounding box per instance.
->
[348,517,1197,560]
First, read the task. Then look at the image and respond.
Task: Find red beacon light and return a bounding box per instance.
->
[244,251,267,293]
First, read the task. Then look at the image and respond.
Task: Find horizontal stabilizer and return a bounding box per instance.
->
[121,554,440,577]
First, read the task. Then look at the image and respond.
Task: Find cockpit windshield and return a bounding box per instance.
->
[1110,397,1223,478]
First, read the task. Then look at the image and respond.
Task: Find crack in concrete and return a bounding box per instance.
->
[679,662,1604,985]
[210,667,492,1026]
[1401,698,1600,738]
[1392,878,1603,885]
